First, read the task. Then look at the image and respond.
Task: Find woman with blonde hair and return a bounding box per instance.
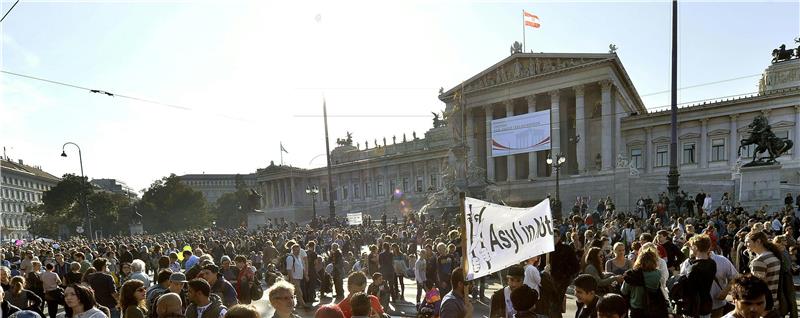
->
[605,242,632,275]
[620,247,668,318]
[120,279,147,318]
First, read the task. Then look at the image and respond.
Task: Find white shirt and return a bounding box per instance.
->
[503,286,516,318]
[415,258,427,284]
[286,253,304,280]
[710,253,738,310]
[196,301,227,318]
[523,264,541,293]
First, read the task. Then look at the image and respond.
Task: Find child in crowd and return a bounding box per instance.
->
[418,280,441,318]
[367,272,390,308]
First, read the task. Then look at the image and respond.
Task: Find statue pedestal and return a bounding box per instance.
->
[740,164,782,210]
[129,223,144,235]
[247,211,266,232]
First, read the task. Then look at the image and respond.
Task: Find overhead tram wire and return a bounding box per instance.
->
[1,69,764,126]
[0,0,20,23]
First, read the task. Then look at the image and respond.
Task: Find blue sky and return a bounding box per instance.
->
[1,0,798,192]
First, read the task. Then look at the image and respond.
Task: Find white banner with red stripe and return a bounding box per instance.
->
[491,109,551,157]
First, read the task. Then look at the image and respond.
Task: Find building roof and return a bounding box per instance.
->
[0,158,60,182]
[178,173,256,180]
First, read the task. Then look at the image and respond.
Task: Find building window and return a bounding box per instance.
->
[342,185,348,200]
[377,181,384,196]
[711,138,725,162]
[364,182,371,198]
[682,143,696,164]
[353,184,360,199]
[389,180,396,194]
[402,177,409,193]
[416,176,424,192]
[630,148,642,169]
[655,145,668,167]
[430,175,438,190]
[321,187,328,202]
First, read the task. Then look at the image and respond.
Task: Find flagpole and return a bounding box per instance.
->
[522,10,526,52]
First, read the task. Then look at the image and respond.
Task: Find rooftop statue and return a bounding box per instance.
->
[336,131,353,146]
[738,114,793,166]
[771,38,800,63]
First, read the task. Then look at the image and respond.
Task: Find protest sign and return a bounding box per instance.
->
[464,197,555,279]
[347,212,363,225]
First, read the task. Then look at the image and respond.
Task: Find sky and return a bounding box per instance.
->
[1,0,798,193]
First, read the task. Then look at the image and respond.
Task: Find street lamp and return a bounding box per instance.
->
[546,152,567,221]
[305,185,320,227]
[61,142,92,241]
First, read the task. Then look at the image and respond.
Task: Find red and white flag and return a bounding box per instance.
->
[523,10,540,28]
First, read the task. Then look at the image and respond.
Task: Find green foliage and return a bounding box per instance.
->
[139,174,211,233]
[212,189,249,229]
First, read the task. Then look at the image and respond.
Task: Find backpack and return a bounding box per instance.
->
[669,274,694,315]
[625,269,668,318]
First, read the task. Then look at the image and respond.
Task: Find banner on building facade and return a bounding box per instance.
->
[347,212,363,225]
[490,109,551,157]
[464,197,555,280]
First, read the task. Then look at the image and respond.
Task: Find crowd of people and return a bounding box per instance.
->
[2,190,800,318]
[481,191,800,318]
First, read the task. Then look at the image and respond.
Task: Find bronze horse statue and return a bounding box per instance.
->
[738,115,793,166]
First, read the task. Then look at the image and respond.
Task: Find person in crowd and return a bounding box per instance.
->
[705,238,739,318]
[366,273,389,310]
[0,286,21,318]
[338,271,384,318]
[549,229,580,315]
[509,284,538,318]
[223,305,259,318]
[232,256,254,305]
[596,294,627,318]
[414,249,427,305]
[197,264,238,308]
[390,244,408,301]
[621,245,667,318]
[64,284,107,318]
[6,276,42,315]
[120,279,148,318]
[330,243,345,300]
[574,274,599,318]
[186,279,227,318]
[522,256,541,293]
[154,293,183,318]
[265,280,298,318]
[146,270,173,317]
[305,241,319,305]
[746,231,782,313]
[65,262,83,286]
[219,257,238,283]
[129,260,151,289]
[490,264,525,318]
[605,243,631,276]
[183,252,200,271]
[722,274,772,318]
[85,258,119,318]
[1,266,11,292]
[41,262,63,318]
[439,268,472,318]
[313,304,344,318]
[583,247,622,294]
[679,234,716,318]
[348,292,372,318]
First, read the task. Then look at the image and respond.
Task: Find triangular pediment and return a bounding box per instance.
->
[447,53,612,95]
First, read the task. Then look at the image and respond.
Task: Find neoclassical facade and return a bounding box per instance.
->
[0,157,60,240]
[183,50,800,223]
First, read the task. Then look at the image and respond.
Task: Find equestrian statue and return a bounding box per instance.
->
[738,114,793,167]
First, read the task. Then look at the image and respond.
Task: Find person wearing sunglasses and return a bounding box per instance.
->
[120,280,148,318]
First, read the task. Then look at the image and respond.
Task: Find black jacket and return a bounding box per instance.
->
[1,301,20,318]
[550,242,580,286]
[489,288,507,318]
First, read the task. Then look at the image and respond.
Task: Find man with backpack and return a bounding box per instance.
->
[677,234,716,318]
[285,242,309,309]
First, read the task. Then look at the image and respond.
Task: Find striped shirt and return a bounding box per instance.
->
[751,251,781,307]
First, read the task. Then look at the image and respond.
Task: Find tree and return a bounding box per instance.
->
[139,174,211,233]
[212,189,249,229]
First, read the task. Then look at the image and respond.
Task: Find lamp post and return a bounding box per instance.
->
[306,185,319,228]
[61,142,92,241]
[547,152,567,221]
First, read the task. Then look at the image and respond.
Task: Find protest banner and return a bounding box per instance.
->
[464,197,555,279]
[347,212,363,225]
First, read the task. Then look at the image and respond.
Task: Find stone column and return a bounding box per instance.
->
[549,90,561,156]
[505,100,516,181]
[573,85,586,173]
[527,95,538,179]
[644,127,652,173]
[289,178,295,205]
[615,94,624,160]
[485,106,495,182]
[730,114,739,164]
[600,80,613,170]
[700,119,709,168]
[794,106,800,160]
[465,109,475,170]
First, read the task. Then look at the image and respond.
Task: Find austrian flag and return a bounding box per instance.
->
[524,11,540,28]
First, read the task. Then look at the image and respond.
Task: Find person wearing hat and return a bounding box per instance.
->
[490,264,526,318]
[167,273,188,312]
[197,264,238,307]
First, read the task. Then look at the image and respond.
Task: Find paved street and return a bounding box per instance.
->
[251,277,579,317]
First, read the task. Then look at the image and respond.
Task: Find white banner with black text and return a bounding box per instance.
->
[347,212,363,225]
[464,197,555,279]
